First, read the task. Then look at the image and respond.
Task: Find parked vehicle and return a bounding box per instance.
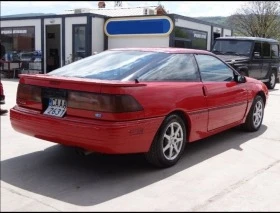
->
[212,37,280,89]
[10,48,268,168]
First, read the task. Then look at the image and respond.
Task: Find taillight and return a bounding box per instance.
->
[68,91,143,113]
[17,84,41,104]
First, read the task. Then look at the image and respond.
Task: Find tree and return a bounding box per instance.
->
[229,1,280,39]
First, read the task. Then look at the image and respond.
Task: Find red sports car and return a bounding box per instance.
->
[10,48,268,167]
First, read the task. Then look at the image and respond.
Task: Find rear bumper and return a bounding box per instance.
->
[10,106,164,154]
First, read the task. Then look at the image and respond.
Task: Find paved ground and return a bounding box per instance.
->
[1,79,280,211]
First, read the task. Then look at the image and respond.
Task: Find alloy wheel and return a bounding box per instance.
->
[162,122,184,160]
[253,100,263,128]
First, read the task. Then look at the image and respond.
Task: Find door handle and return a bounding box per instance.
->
[202,86,207,97]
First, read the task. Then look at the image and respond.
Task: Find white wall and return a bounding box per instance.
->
[65,16,87,63]
[176,18,212,50]
[223,29,232,37]
[108,36,169,49]
[0,19,41,50]
[92,17,104,53]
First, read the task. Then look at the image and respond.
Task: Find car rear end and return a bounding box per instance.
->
[10,74,163,154]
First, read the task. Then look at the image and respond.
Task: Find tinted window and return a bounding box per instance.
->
[212,40,253,56]
[49,51,200,82]
[174,40,192,48]
[174,27,207,50]
[271,44,279,58]
[175,27,192,39]
[192,31,207,50]
[262,42,271,58]
[253,42,262,57]
[138,54,199,81]
[195,54,234,82]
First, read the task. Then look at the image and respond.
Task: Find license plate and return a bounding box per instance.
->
[43,98,67,117]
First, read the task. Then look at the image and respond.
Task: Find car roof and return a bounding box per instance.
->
[216,36,279,43]
[110,47,213,55]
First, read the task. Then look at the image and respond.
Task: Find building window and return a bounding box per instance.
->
[1,26,35,61]
[174,27,207,50]
[73,25,86,62]
[1,27,35,53]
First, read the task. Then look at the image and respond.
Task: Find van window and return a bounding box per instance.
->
[253,42,262,57]
[262,42,271,58]
[271,44,279,58]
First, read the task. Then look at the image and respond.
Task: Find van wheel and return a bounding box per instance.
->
[243,95,264,132]
[145,114,186,168]
[266,71,276,89]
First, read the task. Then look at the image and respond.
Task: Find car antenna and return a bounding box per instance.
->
[135,78,139,83]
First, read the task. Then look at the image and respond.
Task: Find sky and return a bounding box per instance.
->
[1,1,246,17]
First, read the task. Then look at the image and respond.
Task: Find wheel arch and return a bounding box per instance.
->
[256,91,266,106]
[271,67,278,74]
[166,110,191,142]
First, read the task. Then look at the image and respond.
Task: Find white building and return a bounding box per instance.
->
[0,6,232,74]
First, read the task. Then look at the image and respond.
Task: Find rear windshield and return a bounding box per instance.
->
[48,50,198,81]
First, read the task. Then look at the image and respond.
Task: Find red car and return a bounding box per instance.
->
[10,48,268,167]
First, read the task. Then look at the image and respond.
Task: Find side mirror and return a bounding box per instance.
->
[254,52,261,57]
[237,75,246,83]
[234,71,246,83]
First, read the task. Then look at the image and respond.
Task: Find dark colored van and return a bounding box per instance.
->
[212,37,280,89]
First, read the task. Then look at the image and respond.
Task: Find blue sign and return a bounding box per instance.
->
[105,17,173,36]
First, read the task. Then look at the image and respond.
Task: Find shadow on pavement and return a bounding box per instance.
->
[1,125,267,206]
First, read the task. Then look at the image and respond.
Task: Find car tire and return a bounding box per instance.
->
[243,95,264,132]
[266,71,277,89]
[145,114,186,168]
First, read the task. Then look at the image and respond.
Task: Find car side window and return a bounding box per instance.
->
[262,42,271,58]
[195,54,234,82]
[138,54,200,81]
[271,44,279,58]
[253,42,262,58]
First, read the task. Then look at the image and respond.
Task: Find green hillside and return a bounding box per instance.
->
[195,16,230,27]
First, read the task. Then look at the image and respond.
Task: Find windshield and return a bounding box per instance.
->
[48,50,187,81]
[212,40,253,56]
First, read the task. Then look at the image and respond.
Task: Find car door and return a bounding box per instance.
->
[261,42,271,79]
[195,54,248,131]
[249,41,263,79]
